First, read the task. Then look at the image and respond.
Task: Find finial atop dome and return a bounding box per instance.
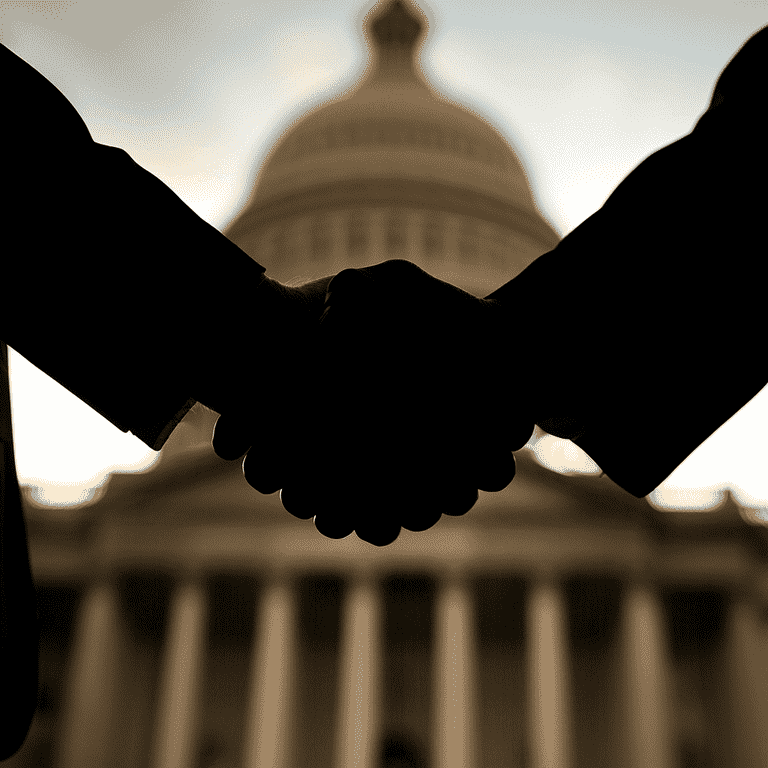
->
[370,0,422,50]
[365,0,426,83]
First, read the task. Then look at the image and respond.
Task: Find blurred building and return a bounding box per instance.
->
[10,1,768,767]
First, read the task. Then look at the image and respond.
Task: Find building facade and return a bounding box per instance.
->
[9,2,768,767]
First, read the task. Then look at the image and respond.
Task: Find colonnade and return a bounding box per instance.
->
[54,570,768,768]
[258,205,531,291]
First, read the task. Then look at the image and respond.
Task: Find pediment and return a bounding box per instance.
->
[25,402,762,556]
[52,424,661,533]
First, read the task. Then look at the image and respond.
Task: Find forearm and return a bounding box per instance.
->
[483,250,589,430]
[482,229,768,499]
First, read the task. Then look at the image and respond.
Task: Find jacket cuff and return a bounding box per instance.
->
[129,394,199,452]
[129,267,271,452]
[573,364,768,499]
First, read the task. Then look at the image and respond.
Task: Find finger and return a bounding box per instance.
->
[436,485,480,517]
[405,460,470,519]
[508,421,536,452]
[400,504,443,532]
[212,413,253,461]
[355,516,401,547]
[314,511,356,540]
[242,446,285,495]
[401,461,479,521]
[473,450,516,493]
[279,484,317,520]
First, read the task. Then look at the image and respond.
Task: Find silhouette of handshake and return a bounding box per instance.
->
[211,259,584,546]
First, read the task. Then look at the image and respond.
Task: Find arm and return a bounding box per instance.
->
[0,40,324,450]
[484,92,767,498]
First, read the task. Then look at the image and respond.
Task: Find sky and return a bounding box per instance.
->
[2,0,767,514]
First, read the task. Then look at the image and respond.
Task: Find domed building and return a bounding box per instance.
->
[223,0,559,295]
[12,2,768,768]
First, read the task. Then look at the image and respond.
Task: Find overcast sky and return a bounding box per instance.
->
[2,0,767,514]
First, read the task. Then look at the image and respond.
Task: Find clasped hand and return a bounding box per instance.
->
[209,259,579,546]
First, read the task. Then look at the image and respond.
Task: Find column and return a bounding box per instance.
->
[527,577,573,768]
[55,581,122,768]
[149,578,208,768]
[243,573,297,768]
[432,574,479,768]
[723,593,768,768]
[618,582,674,768]
[333,573,382,768]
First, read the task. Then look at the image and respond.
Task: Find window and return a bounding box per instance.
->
[485,224,509,270]
[453,134,468,155]
[272,222,296,267]
[421,213,444,259]
[310,215,333,262]
[386,209,408,254]
[457,217,478,262]
[347,210,369,259]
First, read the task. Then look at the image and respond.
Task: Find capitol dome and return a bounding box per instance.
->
[224,0,560,295]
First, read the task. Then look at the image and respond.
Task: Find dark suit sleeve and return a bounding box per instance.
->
[487,29,768,498]
[0,41,267,451]
[0,342,39,760]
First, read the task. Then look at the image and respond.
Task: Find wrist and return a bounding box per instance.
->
[187,273,295,414]
[481,284,555,428]
[484,271,592,441]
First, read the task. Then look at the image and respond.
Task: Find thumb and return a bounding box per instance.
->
[212,412,253,461]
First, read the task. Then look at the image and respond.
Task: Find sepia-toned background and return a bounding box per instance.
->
[3,1,768,766]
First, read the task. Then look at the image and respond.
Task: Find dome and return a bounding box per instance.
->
[224,0,560,294]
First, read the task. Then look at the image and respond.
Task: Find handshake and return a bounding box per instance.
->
[200,259,586,546]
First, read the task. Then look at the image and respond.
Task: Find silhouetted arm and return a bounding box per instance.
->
[484,39,768,498]
[0,40,277,451]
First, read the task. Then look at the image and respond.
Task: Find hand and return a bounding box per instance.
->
[277,259,542,545]
[206,273,333,489]
[206,261,585,548]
